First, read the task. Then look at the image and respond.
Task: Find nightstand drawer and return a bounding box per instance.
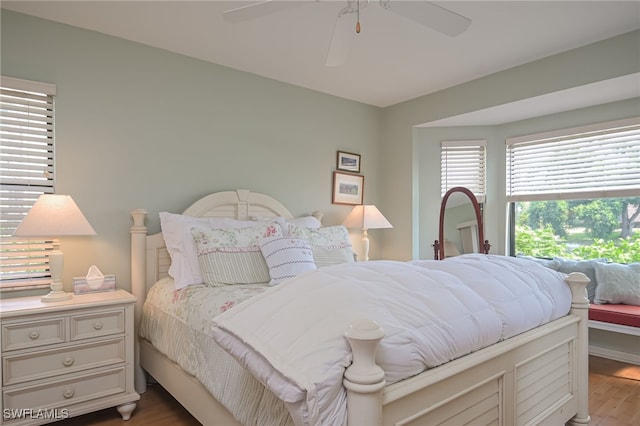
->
[70,308,125,341]
[1,318,66,351]
[3,367,126,411]
[3,337,126,386]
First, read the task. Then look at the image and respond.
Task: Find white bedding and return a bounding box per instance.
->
[139,278,293,425]
[211,254,572,426]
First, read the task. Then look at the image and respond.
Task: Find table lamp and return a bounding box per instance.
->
[13,194,96,302]
[343,205,393,261]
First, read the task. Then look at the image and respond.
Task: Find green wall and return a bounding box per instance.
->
[1,10,384,295]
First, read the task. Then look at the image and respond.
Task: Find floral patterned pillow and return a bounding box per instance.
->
[286,224,355,267]
[191,223,281,286]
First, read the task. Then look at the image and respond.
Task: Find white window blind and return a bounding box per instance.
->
[0,76,56,288]
[506,117,640,202]
[441,140,486,203]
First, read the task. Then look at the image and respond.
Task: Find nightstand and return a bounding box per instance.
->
[1,290,139,425]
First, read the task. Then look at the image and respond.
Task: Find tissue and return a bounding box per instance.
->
[73,266,116,294]
[86,265,105,289]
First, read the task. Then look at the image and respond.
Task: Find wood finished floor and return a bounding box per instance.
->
[59,355,638,426]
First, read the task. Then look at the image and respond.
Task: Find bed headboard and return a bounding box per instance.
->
[130,189,303,300]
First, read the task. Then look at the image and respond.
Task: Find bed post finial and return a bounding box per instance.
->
[344,319,386,426]
[130,209,148,394]
[565,272,591,426]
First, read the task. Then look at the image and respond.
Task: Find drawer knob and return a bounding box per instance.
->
[29,330,40,340]
[93,321,103,330]
[63,387,74,399]
[63,356,74,367]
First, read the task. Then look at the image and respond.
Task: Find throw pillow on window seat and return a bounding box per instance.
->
[593,262,640,306]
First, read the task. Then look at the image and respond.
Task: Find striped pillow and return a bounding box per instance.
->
[191,223,281,286]
[260,236,317,285]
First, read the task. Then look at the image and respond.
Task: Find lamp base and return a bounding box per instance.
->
[361,229,370,262]
[41,290,72,303]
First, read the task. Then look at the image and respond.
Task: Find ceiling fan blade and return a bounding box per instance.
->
[223,0,307,23]
[381,0,471,37]
[326,9,357,67]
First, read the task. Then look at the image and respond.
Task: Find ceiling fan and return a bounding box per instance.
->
[223,0,472,67]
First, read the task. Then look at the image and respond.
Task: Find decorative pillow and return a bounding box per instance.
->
[551,257,607,302]
[259,236,317,285]
[287,224,355,267]
[160,212,276,289]
[283,216,322,229]
[250,216,322,233]
[191,223,281,286]
[594,262,640,306]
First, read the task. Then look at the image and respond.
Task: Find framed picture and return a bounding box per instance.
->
[333,171,364,205]
[336,151,361,173]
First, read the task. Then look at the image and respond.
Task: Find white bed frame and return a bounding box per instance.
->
[130,189,591,426]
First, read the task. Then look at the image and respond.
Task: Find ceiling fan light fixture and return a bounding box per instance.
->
[223,0,472,67]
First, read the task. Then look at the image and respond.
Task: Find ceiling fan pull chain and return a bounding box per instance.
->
[356,0,361,33]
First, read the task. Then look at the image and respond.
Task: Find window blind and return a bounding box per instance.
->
[0,76,56,288]
[441,140,486,203]
[506,117,640,202]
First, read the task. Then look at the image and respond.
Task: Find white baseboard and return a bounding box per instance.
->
[589,345,640,365]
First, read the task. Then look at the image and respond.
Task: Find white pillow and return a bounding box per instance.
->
[159,212,273,289]
[287,224,355,267]
[191,223,282,286]
[594,262,640,305]
[260,236,317,285]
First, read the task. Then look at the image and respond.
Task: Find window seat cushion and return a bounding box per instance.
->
[589,303,640,328]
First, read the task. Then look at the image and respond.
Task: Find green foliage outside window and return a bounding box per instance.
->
[515,225,640,263]
[515,197,640,264]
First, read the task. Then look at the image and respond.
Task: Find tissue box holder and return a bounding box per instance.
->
[73,275,116,294]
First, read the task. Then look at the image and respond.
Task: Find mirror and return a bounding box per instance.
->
[433,187,490,260]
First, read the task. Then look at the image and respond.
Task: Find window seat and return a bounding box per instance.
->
[518,256,639,364]
[588,303,640,364]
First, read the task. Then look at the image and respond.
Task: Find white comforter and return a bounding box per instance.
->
[211,254,571,425]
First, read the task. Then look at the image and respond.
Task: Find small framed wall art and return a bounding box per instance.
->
[333,171,364,205]
[336,151,361,173]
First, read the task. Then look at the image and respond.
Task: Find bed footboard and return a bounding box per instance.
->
[343,272,591,426]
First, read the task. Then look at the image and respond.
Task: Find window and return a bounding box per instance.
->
[441,140,486,202]
[506,117,640,263]
[0,76,56,289]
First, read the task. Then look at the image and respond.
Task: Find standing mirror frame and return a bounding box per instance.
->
[433,187,491,260]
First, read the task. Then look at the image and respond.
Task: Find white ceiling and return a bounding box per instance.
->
[3,0,640,112]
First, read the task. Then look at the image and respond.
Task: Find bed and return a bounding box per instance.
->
[130,189,591,425]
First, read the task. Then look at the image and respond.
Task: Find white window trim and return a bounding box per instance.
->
[0,76,56,96]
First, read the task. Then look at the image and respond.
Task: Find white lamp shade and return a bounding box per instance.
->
[14,194,96,237]
[343,205,393,230]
